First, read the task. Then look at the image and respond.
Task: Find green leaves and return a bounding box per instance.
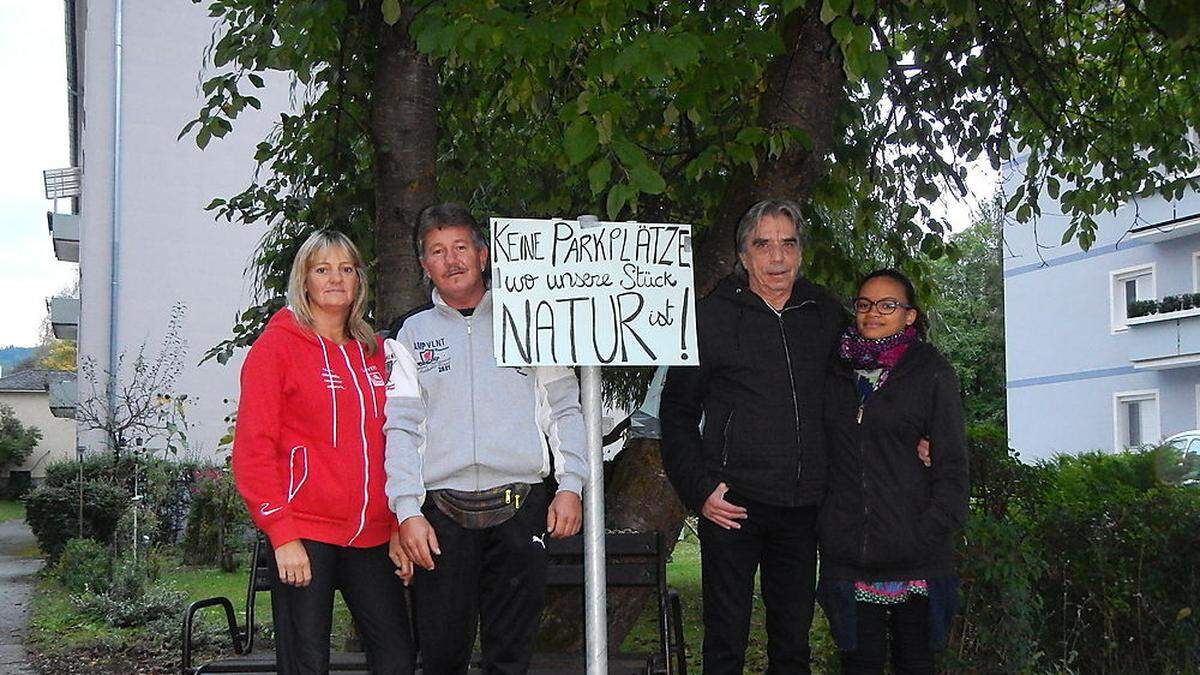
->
[381,0,401,26]
[628,163,666,195]
[588,159,612,195]
[564,117,599,165]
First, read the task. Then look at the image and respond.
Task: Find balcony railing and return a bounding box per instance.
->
[43,167,81,200]
[1129,212,1200,244]
[1127,308,1200,369]
[48,296,79,341]
[46,212,80,262]
[48,374,77,419]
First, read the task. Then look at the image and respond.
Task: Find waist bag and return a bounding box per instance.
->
[428,483,532,530]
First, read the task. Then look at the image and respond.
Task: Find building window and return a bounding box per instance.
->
[1114,390,1160,449]
[1110,264,1156,332]
[1193,251,1200,292]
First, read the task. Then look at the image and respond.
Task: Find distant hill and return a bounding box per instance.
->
[0,346,36,374]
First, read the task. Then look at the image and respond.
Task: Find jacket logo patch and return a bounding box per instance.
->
[321,368,344,390]
[365,365,386,387]
[413,338,451,374]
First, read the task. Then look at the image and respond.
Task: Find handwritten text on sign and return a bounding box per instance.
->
[490,218,698,366]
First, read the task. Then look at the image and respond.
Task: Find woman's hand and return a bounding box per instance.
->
[389,530,415,585]
[274,539,312,587]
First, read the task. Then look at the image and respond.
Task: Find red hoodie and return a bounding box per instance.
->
[232,308,393,549]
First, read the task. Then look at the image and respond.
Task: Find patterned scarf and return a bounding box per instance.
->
[838,325,919,388]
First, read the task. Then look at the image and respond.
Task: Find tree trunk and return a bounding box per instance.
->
[536,2,848,651]
[372,9,439,322]
[694,2,845,295]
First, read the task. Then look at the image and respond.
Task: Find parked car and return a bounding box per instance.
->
[1163,430,1200,487]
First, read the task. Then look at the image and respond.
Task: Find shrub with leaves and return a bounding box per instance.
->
[42,454,202,545]
[55,538,111,595]
[0,403,41,470]
[182,464,250,572]
[25,481,127,561]
[72,582,187,630]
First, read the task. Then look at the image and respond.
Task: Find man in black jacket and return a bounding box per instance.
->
[660,199,846,674]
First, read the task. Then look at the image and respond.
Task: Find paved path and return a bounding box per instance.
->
[0,518,42,674]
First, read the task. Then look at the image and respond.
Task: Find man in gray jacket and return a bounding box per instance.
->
[383,203,587,674]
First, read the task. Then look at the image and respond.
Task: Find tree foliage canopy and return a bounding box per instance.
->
[928,204,1006,427]
[0,403,41,469]
[187,0,1200,362]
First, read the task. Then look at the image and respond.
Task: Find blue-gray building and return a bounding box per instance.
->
[1004,171,1200,460]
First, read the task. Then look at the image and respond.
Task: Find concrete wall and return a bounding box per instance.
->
[1002,160,1200,461]
[75,0,288,456]
[0,391,78,482]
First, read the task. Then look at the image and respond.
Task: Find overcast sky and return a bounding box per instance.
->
[0,1,996,348]
[0,1,76,347]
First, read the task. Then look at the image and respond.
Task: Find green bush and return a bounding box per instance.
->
[25,481,127,561]
[948,441,1200,673]
[112,504,161,559]
[55,538,111,595]
[72,582,187,629]
[181,465,250,572]
[42,454,203,545]
[1031,450,1200,672]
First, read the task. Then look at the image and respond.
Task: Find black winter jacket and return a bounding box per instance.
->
[819,341,970,581]
[659,274,846,512]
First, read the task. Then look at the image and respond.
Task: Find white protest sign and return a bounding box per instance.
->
[490,217,698,366]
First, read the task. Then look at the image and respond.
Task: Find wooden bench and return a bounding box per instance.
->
[181,532,687,674]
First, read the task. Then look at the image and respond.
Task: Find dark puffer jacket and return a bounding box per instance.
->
[659,274,846,512]
[819,340,970,581]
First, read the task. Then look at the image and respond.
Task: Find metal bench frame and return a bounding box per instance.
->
[181,532,687,674]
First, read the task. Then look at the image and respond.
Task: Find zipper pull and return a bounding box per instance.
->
[505,488,512,504]
[856,405,864,424]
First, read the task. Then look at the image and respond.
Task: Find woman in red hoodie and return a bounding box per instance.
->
[233,230,413,674]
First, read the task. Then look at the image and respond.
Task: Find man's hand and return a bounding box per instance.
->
[389,529,414,585]
[274,539,311,587]
[701,482,747,530]
[546,491,583,538]
[398,516,441,571]
[917,437,931,467]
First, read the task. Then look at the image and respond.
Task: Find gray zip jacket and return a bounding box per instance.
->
[383,290,588,522]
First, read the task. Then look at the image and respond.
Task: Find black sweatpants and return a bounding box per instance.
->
[413,483,549,675]
[839,597,933,675]
[698,494,818,674]
[270,540,415,675]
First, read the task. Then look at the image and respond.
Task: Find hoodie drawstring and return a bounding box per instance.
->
[317,336,338,448]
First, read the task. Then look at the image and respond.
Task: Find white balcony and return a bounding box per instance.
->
[1127,309,1200,369]
[49,296,79,341]
[42,167,81,200]
[48,374,77,419]
[1128,212,1200,244]
[47,212,80,262]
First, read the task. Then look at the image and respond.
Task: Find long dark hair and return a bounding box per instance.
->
[859,268,928,339]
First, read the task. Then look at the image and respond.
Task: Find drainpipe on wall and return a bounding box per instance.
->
[106,0,124,445]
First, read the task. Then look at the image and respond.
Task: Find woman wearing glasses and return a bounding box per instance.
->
[817,269,970,674]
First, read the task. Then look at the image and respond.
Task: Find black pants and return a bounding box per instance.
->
[698,495,818,674]
[270,540,415,675]
[839,598,933,675]
[413,484,549,675]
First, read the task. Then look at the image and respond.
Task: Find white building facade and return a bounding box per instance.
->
[1004,162,1200,460]
[47,0,287,458]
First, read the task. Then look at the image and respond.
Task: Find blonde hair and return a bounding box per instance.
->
[286,230,377,355]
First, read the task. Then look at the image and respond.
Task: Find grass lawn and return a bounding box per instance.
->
[29,534,838,672]
[0,499,25,522]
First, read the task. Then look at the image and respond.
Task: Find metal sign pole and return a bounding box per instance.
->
[581,365,608,674]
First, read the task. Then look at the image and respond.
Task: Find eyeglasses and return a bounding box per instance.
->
[851,297,913,315]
